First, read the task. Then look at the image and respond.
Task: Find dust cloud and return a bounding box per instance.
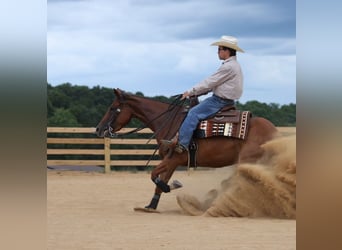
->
[177,135,296,218]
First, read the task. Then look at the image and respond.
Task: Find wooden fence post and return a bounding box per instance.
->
[104,137,111,173]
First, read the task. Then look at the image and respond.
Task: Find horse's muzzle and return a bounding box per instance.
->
[95,126,106,137]
[96,126,117,138]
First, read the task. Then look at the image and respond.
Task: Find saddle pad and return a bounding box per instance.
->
[195,111,251,140]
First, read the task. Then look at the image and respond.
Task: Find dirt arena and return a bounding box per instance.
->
[48,136,296,250]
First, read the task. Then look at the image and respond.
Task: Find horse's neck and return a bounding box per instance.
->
[128,98,183,141]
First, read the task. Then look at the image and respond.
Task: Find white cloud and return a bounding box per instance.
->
[47,0,296,104]
[241,54,296,87]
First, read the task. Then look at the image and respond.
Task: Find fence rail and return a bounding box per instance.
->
[47,127,296,173]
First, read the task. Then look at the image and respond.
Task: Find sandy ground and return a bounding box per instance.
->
[47,169,296,250]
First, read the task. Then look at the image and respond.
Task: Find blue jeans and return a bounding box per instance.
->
[178,95,234,148]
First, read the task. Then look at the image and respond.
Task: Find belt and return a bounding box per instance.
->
[213,94,234,102]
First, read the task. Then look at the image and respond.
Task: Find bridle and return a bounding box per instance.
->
[106,105,124,137]
[103,94,188,167]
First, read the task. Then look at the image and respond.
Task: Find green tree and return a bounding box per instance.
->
[47,83,296,127]
[47,98,54,117]
[48,108,80,127]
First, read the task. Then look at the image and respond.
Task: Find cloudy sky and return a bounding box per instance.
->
[47,0,296,105]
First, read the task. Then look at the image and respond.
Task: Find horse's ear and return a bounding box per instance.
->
[113,88,125,101]
[113,88,122,97]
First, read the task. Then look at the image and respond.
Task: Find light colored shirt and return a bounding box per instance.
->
[187,56,243,100]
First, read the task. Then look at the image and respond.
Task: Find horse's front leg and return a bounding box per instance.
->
[145,160,182,210]
[145,187,163,210]
[145,161,169,210]
[151,160,171,191]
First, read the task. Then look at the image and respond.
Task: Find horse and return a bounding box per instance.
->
[95,88,279,212]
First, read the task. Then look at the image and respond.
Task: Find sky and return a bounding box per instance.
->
[47,0,296,105]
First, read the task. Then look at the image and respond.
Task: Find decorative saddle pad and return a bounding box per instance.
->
[194,111,252,140]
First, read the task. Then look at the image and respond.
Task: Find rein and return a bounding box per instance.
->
[144,95,187,166]
[107,94,186,138]
[103,93,191,168]
[107,94,187,168]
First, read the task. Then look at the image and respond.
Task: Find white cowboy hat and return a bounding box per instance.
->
[211,35,244,53]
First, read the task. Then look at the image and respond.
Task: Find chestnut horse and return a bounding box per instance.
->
[96,88,278,211]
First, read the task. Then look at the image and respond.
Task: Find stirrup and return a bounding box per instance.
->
[160,139,176,147]
[174,144,187,153]
[160,140,187,154]
[160,133,179,147]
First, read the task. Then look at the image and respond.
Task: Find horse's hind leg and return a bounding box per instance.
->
[238,142,265,163]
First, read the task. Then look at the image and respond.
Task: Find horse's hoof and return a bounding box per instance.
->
[134,207,160,213]
[170,179,183,190]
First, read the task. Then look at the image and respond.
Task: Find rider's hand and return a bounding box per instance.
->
[181,91,190,100]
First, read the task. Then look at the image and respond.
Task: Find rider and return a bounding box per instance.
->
[161,35,245,153]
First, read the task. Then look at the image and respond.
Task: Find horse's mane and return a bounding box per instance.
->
[120,90,183,106]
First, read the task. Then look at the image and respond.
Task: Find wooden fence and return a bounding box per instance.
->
[47,127,296,173]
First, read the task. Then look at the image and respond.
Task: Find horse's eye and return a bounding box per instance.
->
[116,108,121,113]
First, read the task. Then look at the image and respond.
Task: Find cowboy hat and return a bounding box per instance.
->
[211,35,244,53]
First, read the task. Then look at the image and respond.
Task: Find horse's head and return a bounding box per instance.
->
[95,88,133,137]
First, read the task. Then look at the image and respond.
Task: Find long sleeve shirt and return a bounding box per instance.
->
[187,56,243,100]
